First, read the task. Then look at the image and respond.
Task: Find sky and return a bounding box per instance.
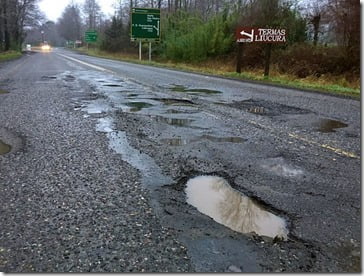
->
[38,0,116,22]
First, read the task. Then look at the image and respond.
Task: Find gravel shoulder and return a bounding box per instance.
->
[0,53,191,272]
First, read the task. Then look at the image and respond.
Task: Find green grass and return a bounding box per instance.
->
[0,51,22,62]
[74,47,360,99]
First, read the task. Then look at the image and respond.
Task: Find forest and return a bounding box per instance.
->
[0,0,360,91]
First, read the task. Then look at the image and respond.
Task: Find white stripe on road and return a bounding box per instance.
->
[57,53,114,73]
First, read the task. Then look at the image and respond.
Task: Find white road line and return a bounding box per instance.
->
[57,53,114,74]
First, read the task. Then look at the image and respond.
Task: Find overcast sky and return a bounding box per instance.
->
[38,0,116,22]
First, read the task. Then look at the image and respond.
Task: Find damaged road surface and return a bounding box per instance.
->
[0,48,360,272]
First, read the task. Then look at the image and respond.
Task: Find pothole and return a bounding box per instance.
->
[103,84,123,87]
[63,75,75,82]
[229,99,310,116]
[0,89,9,94]
[126,102,154,112]
[0,139,11,155]
[161,135,245,146]
[154,116,193,127]
[41,76,57,80]
[171,85,222,94]
[154,98,195,106]
[314,118,348,133]
[185,175,289,239]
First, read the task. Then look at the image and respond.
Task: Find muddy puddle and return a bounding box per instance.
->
[171,85,222,94]
[185,175,289,239]
[314,119,348,133]
[161,135,245,146]
[0,140,11,155]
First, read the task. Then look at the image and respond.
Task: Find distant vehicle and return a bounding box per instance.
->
[41,42,51,52]
[26,44,31,51]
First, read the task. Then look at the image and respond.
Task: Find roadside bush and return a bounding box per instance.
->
[276,44,359,79]
[163,12,235,62]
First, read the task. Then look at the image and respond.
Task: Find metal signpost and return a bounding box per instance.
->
[131,8,160,61]
[235,27,287,76]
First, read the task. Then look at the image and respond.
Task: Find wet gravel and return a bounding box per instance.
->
[0,50,360,272]
[0,54,192,272]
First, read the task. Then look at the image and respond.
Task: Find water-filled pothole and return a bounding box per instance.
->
[185,175,288,239]
[154,98,195,106]
[103,84,123,87]
[161,135,245,146]
[171,85,222,94]
[314,119,348,133]
[41,76,57,80]
[126,102,153,112]
[229,99,310,116]
[0,140,11,155]
[154,116,193,126]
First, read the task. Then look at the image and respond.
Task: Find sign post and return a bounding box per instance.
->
[131,8,160,61]
[235,27,286,76]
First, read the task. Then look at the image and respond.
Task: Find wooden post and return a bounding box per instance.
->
[264,44,272,77]
[236,43,244,74]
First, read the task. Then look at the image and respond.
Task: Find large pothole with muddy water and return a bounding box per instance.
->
[185,175,289,240]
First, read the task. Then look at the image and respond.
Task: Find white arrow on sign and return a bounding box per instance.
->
[153,20,160,36]
[240,29,254,40]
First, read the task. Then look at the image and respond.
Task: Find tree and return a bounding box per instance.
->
[0,0,42,51]
[57,3,82,42]
[83,0,101,30]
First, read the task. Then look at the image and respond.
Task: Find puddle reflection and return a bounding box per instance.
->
[185,176,288,239]
[155,116,193,126]
[161,135,245,146]
[126,102,154,112]
[315,119,348,133]
[0,140,11,155]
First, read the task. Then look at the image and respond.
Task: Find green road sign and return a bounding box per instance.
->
[85,30,98,43]
[131,8,160,41]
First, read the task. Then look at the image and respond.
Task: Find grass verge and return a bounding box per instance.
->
[74,47,360,99]
[0,51,22,62]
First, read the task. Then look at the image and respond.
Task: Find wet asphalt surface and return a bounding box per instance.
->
[0,48,361,272]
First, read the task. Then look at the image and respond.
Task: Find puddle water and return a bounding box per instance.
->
[315,119,348,133]
[41,76,57,80]
[154,116,193,126]
[155,98,195,106]
[0,89,9,94]
[185,176,288,239]
[261,157,303,178]
[126,102,154,112]
[103,84,123,87]
[171,85,222,94]
[0,140,11,155]
[161,135,245,146]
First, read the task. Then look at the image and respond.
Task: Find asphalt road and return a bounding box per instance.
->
[0,48,360,272]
